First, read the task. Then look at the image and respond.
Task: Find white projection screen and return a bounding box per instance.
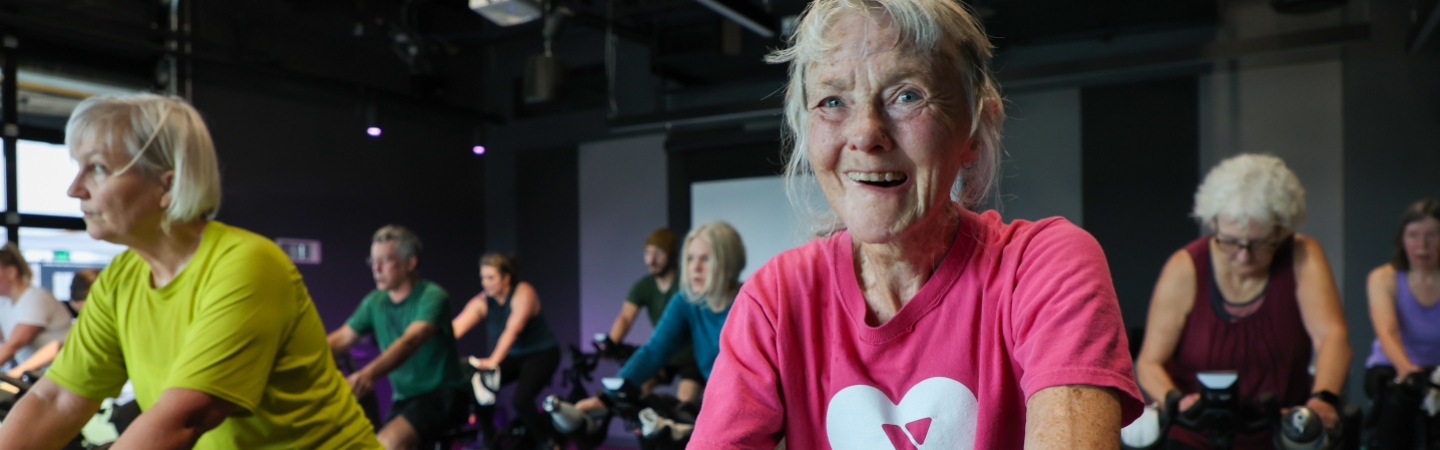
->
[691,175,826,280]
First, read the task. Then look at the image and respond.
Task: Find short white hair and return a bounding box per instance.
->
[1193,153,1306,232]
[768,0,1004,233]
[66,94,221,232]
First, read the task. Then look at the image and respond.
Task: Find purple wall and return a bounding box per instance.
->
[192,82,489,356]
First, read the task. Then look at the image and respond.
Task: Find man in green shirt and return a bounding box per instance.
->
[605,228,704,402]
[328,225,470,450]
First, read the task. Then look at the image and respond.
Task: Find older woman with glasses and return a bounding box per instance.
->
[688,0,1143,447]
[1135,153,1350,449]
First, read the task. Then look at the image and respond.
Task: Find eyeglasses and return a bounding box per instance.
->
[1213,234,1284,255]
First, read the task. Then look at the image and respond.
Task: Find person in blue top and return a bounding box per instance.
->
[576,221,745,413]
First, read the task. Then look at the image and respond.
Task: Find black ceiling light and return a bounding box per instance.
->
[1270,0,1349,15]
[469,0,543,26]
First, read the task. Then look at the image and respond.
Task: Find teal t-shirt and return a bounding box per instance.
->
[345,280,466,401]
[627,274,694,367]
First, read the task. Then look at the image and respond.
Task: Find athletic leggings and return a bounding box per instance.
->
[478,346,562,442]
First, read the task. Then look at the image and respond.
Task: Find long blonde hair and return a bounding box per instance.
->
[680,222,746,311]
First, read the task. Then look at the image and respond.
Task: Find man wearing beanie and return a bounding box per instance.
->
[604,228,704,401]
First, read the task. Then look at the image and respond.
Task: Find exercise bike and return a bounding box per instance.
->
[465,333,633,450]
[1364,369,1440,450]
[0,371,34,424]
[544,333,694,450]
[0,371,134,450]
[544,377,698,450]
[1122,371,1358,450]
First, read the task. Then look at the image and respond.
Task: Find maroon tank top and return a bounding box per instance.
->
[1164,236,1313,448]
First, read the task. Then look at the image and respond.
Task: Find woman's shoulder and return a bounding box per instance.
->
[1368,263,1398,287]
[1289,232,1328,259]
[981,212,1104,261]
[203,222,295,271]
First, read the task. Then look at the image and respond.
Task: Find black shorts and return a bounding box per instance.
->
[387,384,474,441]
[653,359,705,385]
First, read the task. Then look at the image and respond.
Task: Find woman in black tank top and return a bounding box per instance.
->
[452,253,561,448]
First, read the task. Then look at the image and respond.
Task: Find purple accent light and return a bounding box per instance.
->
[472,145,486,155]
[366,127,382,137]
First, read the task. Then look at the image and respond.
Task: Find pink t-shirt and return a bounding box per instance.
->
[690,208,1143,449]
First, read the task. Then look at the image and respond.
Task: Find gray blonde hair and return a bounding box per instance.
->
[65,94,221,233]
[768,0,1005,233]
[681,221,746,311]
[1193,153,1307,232]
[373,225,423,260]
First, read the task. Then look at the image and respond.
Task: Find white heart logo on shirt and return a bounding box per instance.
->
[825,377,978,450]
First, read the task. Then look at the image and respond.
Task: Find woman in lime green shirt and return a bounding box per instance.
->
[0,94,380,450]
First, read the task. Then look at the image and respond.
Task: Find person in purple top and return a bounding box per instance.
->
[1365,198,1440,449]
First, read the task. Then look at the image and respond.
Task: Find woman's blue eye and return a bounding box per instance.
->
[898,91,921,103]
[822,97,845,108]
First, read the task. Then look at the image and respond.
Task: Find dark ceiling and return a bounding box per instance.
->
[0,0,1218,118]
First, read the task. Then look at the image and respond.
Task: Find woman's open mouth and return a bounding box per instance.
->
[847,171,909,188]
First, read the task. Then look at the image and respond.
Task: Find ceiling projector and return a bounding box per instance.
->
[469,0,543,26]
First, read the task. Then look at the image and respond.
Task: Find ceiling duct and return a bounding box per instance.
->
[523,7,567,104]
[692,0,777,38]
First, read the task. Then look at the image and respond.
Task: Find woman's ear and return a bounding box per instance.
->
[158,170,176,209]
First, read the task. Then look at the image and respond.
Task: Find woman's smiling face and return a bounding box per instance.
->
[805,13,976,244]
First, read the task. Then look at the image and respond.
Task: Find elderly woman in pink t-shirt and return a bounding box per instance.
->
[687,0,1143,448]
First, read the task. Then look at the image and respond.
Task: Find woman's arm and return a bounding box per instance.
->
[0,377,103,449]
[0,324,42,368]
[7,339,62,378]
[479,283,538,366]
[617,296,693,385]
[452,293,488,339]
[1367,264,1420,377]
[1292,235,1352,426]
[1135,250,1197,404]
[1025,385,1122,449]
[690,290,783,449]
[111,388,235,450]
[608,302,642,344]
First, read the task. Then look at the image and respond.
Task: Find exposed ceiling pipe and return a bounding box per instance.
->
[691,0,776,38]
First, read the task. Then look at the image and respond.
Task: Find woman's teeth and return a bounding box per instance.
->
[847,171,908,186]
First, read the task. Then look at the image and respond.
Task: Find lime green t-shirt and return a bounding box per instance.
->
[344,280,467,401]
[47,222,381,450]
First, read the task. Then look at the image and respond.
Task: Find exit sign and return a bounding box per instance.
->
[275,238,322,265]
[53,250,70,262]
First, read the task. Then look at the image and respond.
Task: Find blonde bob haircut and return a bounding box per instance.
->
[1193,153,1307,232]
[65,94,221,233]
[680,221,746,312]
[769,0,1005,231]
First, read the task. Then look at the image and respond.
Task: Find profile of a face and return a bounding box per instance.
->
[67,142,172,244]
[685,237,712,295]
[806,13,976,244]
[1404,216,1440,268]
